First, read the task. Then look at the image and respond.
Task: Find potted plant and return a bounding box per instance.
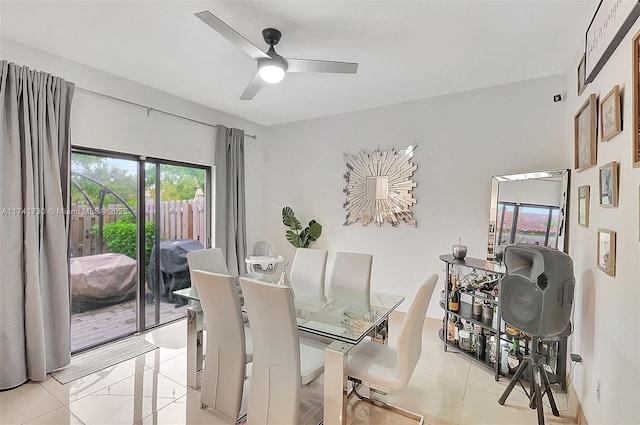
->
[282,206,322,248]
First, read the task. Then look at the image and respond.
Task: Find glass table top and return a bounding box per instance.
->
[174,275,404,345]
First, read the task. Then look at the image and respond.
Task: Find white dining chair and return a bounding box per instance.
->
[188,248,249,323]
[328,251,373,291]
[191,270,252,422]
[344,273,438,424]
[289,247,328,283]
[239,277,326,425]
[187,248,229,275]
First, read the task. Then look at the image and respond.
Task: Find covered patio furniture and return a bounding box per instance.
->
[70,253,137,312]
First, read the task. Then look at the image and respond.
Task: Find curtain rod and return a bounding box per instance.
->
[76,86,257,140]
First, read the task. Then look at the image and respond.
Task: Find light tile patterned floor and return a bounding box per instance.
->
[1,314,580,425]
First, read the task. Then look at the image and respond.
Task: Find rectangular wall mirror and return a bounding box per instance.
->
[487,169,570,261]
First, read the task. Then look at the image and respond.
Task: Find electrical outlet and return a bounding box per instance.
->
[571,353,582,362]
[596,380,601,402]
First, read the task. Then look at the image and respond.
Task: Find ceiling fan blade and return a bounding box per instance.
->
[286,59,358,74]
[195,11,269,60]
[240,73,265,100]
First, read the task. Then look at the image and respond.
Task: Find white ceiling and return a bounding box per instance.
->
[0,1,596,126]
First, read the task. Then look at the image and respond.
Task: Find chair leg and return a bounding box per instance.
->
[345,380,355,399]
[349,380,424,424]
[199,403,247,423]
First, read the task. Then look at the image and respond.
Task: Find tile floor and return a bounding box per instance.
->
[1,314,580,425]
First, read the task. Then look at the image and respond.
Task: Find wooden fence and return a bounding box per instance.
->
[69,197,206,258]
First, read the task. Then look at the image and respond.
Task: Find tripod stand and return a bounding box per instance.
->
[498,337,560,425]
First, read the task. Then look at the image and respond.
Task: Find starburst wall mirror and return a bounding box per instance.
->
[343,145,418,227]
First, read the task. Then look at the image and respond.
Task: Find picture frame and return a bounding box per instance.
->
[574,94,598,172]
[633,30,640,167]
[578,54,586,96]
[586,0,640,83]
[599,161,619,207]
[578,185,590,227]
[600,85,621,142]
[597,229,616,276]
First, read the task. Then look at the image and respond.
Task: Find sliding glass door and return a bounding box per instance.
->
[69,148,210,353]
[144,163,208,328]
[69,151,140,352]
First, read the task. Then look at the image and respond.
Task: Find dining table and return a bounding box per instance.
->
[174,273,404,425]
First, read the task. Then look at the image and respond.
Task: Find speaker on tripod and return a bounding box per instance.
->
[498,244,575,425]
[501,244,574,337]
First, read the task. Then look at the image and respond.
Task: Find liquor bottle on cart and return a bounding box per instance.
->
[447,316,457,344]
[448,277,460,312]
[507,338,522,374]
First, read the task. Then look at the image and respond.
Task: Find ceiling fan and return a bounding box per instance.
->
[195,11,359,100]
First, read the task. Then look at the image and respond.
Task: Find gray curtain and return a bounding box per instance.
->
[0,61,74,390]
[215,125,247,276]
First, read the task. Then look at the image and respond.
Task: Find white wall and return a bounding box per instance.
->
[261,75,568,317]
[564,21,640,425]
[1,37,267,246]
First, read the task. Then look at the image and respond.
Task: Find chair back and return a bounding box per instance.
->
[240,277,301,425]
[397,274,438,387]
[328,252,373,292]
[187,248,229,275]
[191,270,246,421]
[290,248,328,283]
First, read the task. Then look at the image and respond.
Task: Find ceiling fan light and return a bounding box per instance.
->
[258,60,286,84]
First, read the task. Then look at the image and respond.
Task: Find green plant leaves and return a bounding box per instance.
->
[282,206,302,231]
[282,206,294,224]
[299,228,310,248]
[282,206,322,248]
[308,221,322,240]
[286,229,302,247]
[285,216,302,231]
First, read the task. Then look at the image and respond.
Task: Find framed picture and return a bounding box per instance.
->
[633,30,640,167]
[600,85,621,142]
[597,229,616,276]
[574,94,598,171]
[599,161,619,207]
[586,0,640,83]
[578,54,586,96]
[578,185,590,227]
